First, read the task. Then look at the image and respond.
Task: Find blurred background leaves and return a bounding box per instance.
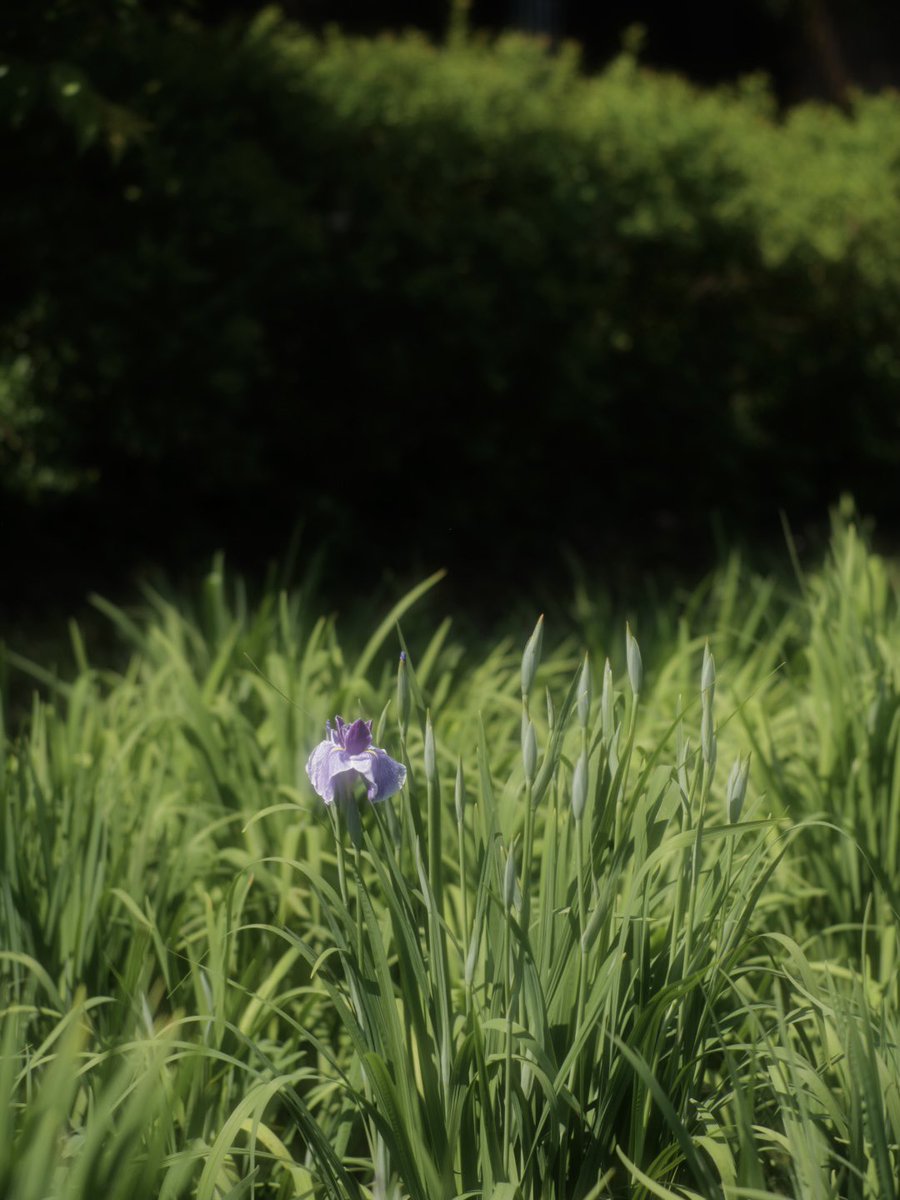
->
[3,0,900,612]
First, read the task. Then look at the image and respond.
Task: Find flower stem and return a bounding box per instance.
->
[332,804,351,910]
[352,843,364,966]
[522,781,535,935]
[503,910,514,1176]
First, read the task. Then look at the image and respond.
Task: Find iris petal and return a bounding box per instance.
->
[351,749,407,803]
[306,742,356,803]
[342,719,373,754]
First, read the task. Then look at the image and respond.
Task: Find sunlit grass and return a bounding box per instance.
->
[2,512,899,1198]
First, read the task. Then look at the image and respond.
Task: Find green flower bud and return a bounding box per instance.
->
[726,754,750,823]
[626,624,642,697]
[701,641,715,709]
[608,725,620,780]
[601,657,614,741]
[577,653,591,728]
[521,614,544,698]
[701,706,716,767]
[572,750,589,821]
[397,651,411,735]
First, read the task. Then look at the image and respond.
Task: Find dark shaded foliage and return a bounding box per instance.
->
[3,8,900,605]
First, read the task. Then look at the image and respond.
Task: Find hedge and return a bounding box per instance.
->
[2,9,900,586]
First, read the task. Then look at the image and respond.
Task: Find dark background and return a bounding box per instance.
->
[193,0,900,101]
[3,0,900,622]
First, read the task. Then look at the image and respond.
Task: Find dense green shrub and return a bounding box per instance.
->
[3,9,900,581]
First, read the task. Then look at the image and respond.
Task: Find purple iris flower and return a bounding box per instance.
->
[306,716,407,805]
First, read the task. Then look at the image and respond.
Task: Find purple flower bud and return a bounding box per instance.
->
[306,715,407,805]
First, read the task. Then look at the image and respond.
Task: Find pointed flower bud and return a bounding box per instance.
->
[700,643,716,770]
[626,624,642,697]
[701,706,716,767]
[601,657,614,741]
[577,653,591,728]
[397,651,411,735]
[726,754,750,823]
[521,615,544,698]
[701,641,715,710]
[608,725,620,780]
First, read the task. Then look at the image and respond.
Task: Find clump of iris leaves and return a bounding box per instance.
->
[1,512,899,1200]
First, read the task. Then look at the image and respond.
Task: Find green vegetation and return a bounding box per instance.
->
[5,12,900,575]
[2,510,900,1197]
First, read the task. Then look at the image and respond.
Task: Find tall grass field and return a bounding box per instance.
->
[2,514,900,1199]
